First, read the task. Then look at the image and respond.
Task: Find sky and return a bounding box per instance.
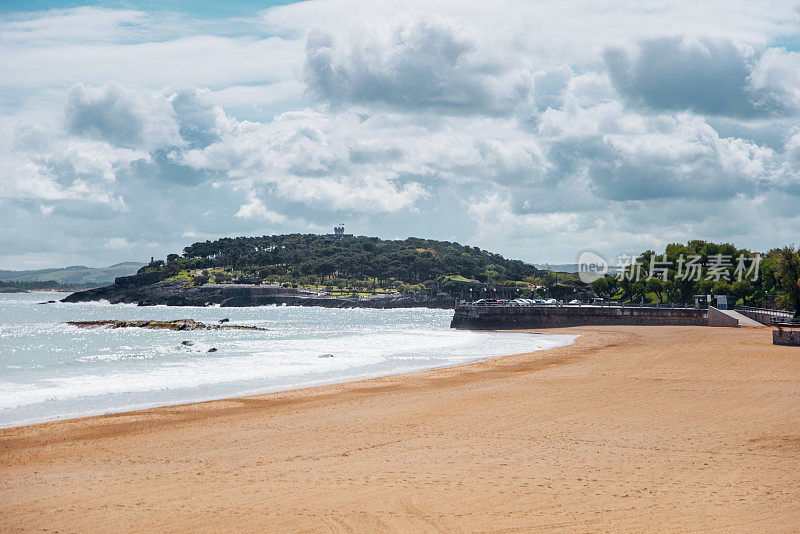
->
[1,1,799,269]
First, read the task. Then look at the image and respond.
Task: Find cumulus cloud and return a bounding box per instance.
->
[604,38,762,116]
[235,192,287,223]
[605,38,800,117]
[544,113,776,202]
[64,82,231,151]
[468,191,580,237]
[304,16,537,114]
[65,82,181,149]
[0,154,127,211]
[171,88,233,148]
[748,48,800,113]
[3,1,800,268]
[182,108,429,212]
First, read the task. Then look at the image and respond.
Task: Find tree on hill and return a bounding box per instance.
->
[150,233,543,290]
[774,245,800,318]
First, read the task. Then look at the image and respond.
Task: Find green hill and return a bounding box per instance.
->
[0,262,146,285]
[143,234,546,290]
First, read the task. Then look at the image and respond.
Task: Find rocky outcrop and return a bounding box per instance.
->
[62,280,455,309]
[63,280,292,306]
[66,319,266,331]
[773,323,800,346]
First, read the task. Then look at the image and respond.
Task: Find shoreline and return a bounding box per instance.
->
[2,327,596,436]
[3,325,800,531]
[0,330,577,430]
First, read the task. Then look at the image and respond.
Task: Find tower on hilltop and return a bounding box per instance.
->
[327,223,352,239]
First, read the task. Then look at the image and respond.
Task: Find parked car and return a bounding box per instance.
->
[568,299,582,304]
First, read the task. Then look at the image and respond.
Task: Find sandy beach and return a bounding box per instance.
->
[2,324,799,532]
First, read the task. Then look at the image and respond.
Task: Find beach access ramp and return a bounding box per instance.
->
[713,308,764,327]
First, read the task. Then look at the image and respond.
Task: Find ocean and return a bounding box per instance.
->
[0,292,576,428]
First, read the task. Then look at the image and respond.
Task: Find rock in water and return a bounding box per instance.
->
[65,319,266,331]
[207,348,218,353]
[181,340,195,346]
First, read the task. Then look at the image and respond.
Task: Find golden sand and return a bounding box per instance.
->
[2,325,799,532]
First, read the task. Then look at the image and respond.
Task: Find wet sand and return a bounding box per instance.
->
[2,325,799,532]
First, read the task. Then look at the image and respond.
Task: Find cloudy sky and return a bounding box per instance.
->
[1,1,799,268]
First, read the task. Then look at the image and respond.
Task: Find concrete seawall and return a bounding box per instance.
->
[450,305,710,330]
[773,324,800,346]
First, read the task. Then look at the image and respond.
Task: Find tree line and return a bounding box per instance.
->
[145,234,541,287]
[590,241,799,316]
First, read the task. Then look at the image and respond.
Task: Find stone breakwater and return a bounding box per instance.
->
[773,323,800,346]
[66,319,266,331]
[451,304,711,329]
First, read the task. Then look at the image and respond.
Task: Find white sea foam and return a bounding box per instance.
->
[0,293,576,427]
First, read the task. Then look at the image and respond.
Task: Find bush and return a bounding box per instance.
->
[214,272,231,284]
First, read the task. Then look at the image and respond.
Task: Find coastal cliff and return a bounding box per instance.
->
[62,272,455,309]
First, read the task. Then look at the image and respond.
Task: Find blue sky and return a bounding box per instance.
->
[1,1,800,268]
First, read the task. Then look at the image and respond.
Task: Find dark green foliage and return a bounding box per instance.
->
[174,234,540,286]
[773,245,800,318]
[595,240,799,311]
[0,280,60,292]
[0,280,99,292]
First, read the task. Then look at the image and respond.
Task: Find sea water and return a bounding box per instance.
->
[0,292,576,428]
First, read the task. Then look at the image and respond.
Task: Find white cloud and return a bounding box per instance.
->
[234,192,287,223]
[468,191,580,236]
[0,7,149,46]
[604,38,800,117]
[0,11,302,92]
[749,48,800,113]
[3,1,800,268]
[65,82,181,150]
[304,15,536,114]
[604,38,761,116]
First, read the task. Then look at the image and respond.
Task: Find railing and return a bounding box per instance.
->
[735,305,795,325]
[588,301,699,309]
[456,301,700,310]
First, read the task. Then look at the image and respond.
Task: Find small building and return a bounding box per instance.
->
[714,295,737,310]
[327,223,353,239]
[695,294,737,309]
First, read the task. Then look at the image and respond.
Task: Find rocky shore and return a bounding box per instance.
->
[62,272,455,309]
[66,319,266,331]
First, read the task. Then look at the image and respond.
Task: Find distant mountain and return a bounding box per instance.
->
[0,262,146,285]
[534,263,579,273]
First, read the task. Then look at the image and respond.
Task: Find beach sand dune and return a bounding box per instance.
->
[2,325,799,532]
